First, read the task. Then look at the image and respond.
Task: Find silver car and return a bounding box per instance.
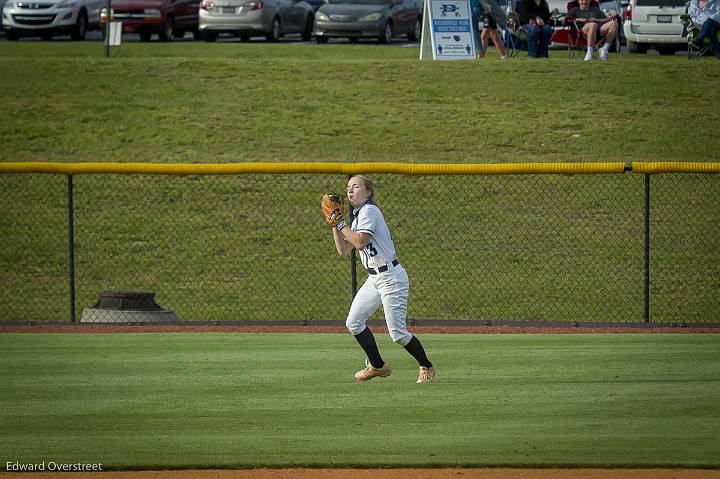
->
[623,0,686,53]
[313,0,422,43]
[198,0,315,41]
[2,0,103,39]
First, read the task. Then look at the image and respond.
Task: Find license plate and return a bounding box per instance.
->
[656,15,672,23]
[222,6,236,13]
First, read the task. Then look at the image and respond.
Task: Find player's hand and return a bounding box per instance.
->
[321,192,345,229]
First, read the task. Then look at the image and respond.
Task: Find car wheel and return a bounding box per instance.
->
[627,40,646,54]
[192,28,202,40]
[41,32,53,40]
[202,30,217,42]
[71,10,87,40]
[173,30,185,39]
[139,32,153,41]
[5,30,20,41]
[266,17,280,41]
[349,37,359,43]
[315,36,328,43]
[159,16,174,41]
[407,17,421,41]
[656,45,677,55]
[301,14,313,41]
[378,21,392,44]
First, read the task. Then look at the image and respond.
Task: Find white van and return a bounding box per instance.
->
[623,0,686,53]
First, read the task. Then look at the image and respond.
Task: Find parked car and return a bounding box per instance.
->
[99,0,200,41]
[198,0,315,41]
[623,0,686,53]
[2,0,103,40]
[313,0,421,44]
[303,0,324,11]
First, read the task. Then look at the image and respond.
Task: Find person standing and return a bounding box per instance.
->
[323,176,435,384]
[478,11,509,59]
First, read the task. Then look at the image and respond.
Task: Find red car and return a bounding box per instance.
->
[100,0,200,40]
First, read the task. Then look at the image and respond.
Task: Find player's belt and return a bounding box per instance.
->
[367,259,399,275]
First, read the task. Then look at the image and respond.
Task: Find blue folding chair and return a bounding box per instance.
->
[504,0,528,57]
[680,0,720,60]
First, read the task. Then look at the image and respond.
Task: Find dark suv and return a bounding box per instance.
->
[100,0,200,40]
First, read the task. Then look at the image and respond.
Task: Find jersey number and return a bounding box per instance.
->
[366,242,378,257]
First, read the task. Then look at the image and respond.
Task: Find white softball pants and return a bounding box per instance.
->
[345,264,413,347]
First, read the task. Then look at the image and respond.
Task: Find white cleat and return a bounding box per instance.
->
[355,359,392,381]
[417,366,436,384]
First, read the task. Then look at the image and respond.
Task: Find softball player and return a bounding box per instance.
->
[331,175,435,384]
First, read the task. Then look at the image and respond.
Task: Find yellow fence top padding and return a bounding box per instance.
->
[2,162,719,176]
[0,162,628,176]
[632,162,720,174]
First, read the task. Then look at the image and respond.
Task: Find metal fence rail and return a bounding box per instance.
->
[0,162,718,323]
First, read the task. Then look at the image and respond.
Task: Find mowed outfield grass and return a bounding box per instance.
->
[0,42,719,164]
[1,333,719,469]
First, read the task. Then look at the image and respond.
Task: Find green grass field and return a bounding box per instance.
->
[1,42,719,164]
[1,43,719,323]
[1,333,719,469]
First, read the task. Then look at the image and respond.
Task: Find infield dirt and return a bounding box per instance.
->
[2,468,720,479]
[2,323,719,334]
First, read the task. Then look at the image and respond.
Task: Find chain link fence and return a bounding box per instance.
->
[1,167,718,323]
[649,174,720,323]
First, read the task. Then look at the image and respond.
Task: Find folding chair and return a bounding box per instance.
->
[563,0,611,59]
[504,1,529,57]
[680,1,713,60]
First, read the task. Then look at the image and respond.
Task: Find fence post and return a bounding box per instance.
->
[104,0,111,58]
[351,251,357,299]
[350,208,357,299]
[345,175,358,299]
[67,175,76,322]
[643,174,650,323]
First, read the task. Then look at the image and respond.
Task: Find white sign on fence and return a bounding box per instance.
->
[105,21,122,47]
[419,0,476,60]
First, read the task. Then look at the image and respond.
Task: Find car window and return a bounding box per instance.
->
[635,0,685,6]
[547,0,568,13]
[599,0,623,13]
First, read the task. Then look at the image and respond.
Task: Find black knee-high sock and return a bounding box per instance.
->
[353,327,385,369]
[404,336,433,368]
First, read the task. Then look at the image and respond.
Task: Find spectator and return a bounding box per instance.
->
[519,0,553,57]
[688,0,720,58]
[477,8,508,58]
[470,0,484,56]
[567,0,619,61]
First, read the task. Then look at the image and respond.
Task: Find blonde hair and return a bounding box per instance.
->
[351,175,374,200]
